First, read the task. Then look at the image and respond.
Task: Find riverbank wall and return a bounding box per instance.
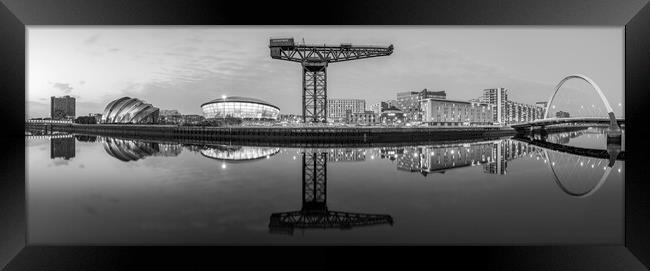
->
[25,123,517,144]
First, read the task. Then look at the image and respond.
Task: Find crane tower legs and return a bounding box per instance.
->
[302,62,328,123]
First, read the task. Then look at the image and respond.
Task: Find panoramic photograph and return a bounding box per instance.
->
[25,26,624,244]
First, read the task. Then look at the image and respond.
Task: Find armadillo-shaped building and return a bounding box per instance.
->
[101,97,160,124]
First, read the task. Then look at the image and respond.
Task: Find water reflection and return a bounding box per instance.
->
[269,152,394,234]
[25,129,625,244]
[101,137,182,162]
[200,145,280,162]
[50,135,75,160]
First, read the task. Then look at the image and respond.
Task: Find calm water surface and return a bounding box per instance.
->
[26,129,624,244]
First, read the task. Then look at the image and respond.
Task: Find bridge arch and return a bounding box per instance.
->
[544,74,618,128]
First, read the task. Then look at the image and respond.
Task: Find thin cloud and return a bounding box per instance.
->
[84,34,101,44]
[52,82,73,94]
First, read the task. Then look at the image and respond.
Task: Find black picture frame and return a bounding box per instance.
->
[1,0,649,269]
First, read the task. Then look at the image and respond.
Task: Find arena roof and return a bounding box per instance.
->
[201,96,279,110]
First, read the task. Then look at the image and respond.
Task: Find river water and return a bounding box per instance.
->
[26,129,624,245]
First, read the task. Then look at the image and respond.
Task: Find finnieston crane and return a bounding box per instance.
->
[269,38,394,123]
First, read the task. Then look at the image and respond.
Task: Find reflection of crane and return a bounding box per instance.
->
[269,152,393,234]
[269,38,394,123]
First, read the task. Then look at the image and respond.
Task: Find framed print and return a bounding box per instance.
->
[1,0,649,269]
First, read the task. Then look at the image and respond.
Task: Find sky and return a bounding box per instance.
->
[27,26,624,118]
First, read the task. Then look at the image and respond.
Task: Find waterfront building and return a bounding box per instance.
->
[278,114,302,123]
[477,88,508,125]
[504,101,546,124]
[346,110,379,125]
[89,113,102,123]
[420,98,493,126]
[201,96,280,120]
[536,101,549,112]
[50,95,76,120]
[327,98,365,121]
[379,106,405,125]
[556,111,570,118]
[370,102,384,114]
[101,97,160,124]
[370,100,398,114]
[476,88,545,124]
[396,89,446,122]
[182,114,206,125]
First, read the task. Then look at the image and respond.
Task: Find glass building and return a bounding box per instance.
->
[201,96,280,120]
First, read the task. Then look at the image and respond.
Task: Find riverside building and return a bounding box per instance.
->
[50,95,76,120]
[396,89,446,122]
[327,98,365,121]
[420,98,493,126]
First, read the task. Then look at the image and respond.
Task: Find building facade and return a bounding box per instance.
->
[396,89,446,122]
[327,98,365,121]
[421,98,493,126]
[379,107,405,125]
[50,95,76,120]
[477,88,508,125]
[346,110,379,125]
[504,101,545,124]
[370,100,398,114]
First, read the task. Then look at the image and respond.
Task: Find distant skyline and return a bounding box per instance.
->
[27,26,624,118]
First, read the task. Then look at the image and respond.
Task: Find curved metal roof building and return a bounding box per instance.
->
[201,96,280,120]
[102,97,160,124]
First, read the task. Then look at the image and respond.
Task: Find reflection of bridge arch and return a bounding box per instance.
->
[544,74,618,128]
[542,149,614,198]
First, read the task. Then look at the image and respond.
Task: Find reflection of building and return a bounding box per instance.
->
[483,140,537,175]
[201,96,280,120]
[50,136,75,160]
[346,110,378,125]
[327,98,365,121]
[51,95,76,120]
[421,98,492,126]
[387,140,540,176]
[328,149,366,162]
[396,143,494,176]
[397,89,446,122]
[102,97,160,124]
[199,145,280,161]
[74,135,97,142]
[380,147,403,161]
[102,138,181,162]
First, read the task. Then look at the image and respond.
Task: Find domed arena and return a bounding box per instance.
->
[201,96,280,120]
